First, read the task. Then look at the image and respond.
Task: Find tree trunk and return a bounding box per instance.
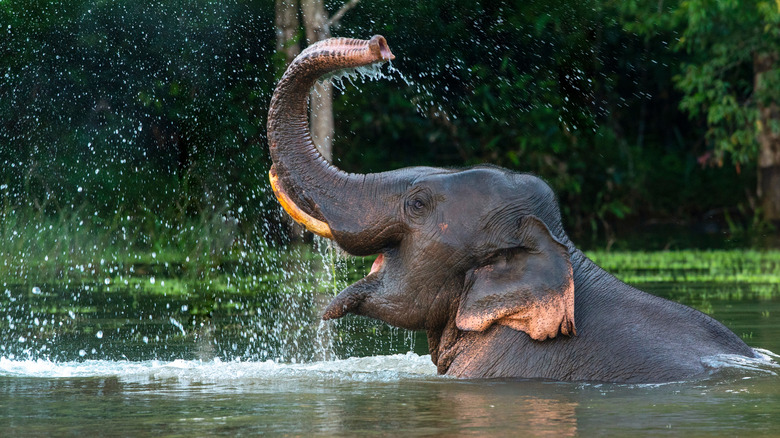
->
[274,0,301,66]
[754,52,780,225]
[301,0,334,162]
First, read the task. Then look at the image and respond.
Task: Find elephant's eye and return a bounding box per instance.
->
[405,197,428,220]
[404,187,434,222]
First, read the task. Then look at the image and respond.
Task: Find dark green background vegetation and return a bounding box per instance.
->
[1,0,778,257]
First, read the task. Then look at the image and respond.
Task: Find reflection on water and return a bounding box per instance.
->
[445,383,579,437]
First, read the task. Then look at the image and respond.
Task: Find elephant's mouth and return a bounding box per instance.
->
[321,252,388,321]
[369,253,385,275]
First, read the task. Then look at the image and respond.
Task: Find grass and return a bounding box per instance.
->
[586,250,780,284]
[1,207,243,281]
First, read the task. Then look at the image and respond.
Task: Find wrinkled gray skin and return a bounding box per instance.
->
[267,36,757,383]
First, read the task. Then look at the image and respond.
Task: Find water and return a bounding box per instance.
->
[1,354,778,436]
[1,275,780,435]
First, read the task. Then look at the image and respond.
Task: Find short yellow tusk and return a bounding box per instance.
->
[269,169,334,239]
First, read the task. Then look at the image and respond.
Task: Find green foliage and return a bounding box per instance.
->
[0,0,774,250]
[670,0,778,164]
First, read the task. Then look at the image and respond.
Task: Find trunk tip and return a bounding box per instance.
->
[369,35,394,61]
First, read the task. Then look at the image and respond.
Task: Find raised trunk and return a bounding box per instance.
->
[754,52,780,224]
[266,36,397,254]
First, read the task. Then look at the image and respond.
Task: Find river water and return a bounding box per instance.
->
[1,279,779,436]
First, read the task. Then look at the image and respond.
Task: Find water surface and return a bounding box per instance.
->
[1,277,779,436]
[2,351,778,436]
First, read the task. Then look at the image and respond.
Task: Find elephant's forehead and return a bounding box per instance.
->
[424,169,523,221]
[419,167,533,196]
[408,167,555,218]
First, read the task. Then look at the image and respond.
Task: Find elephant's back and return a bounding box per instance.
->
[565,266,756,382]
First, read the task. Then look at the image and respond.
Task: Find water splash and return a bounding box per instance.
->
[314,320,336,362]
[319,59,411,92]
[0,352,437,385]
[702,349,780,378]
[386,61,413,86]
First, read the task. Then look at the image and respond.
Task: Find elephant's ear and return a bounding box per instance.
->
[456,215,576,341]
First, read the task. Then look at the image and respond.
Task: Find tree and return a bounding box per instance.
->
[274,0,360,162]
[673,0,780,224]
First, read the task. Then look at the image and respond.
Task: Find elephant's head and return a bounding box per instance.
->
[267,36,575,343]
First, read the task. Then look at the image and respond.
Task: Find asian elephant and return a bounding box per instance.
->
[266,35,758,383]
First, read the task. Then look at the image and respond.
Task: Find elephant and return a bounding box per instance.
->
[266,35,759,383]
